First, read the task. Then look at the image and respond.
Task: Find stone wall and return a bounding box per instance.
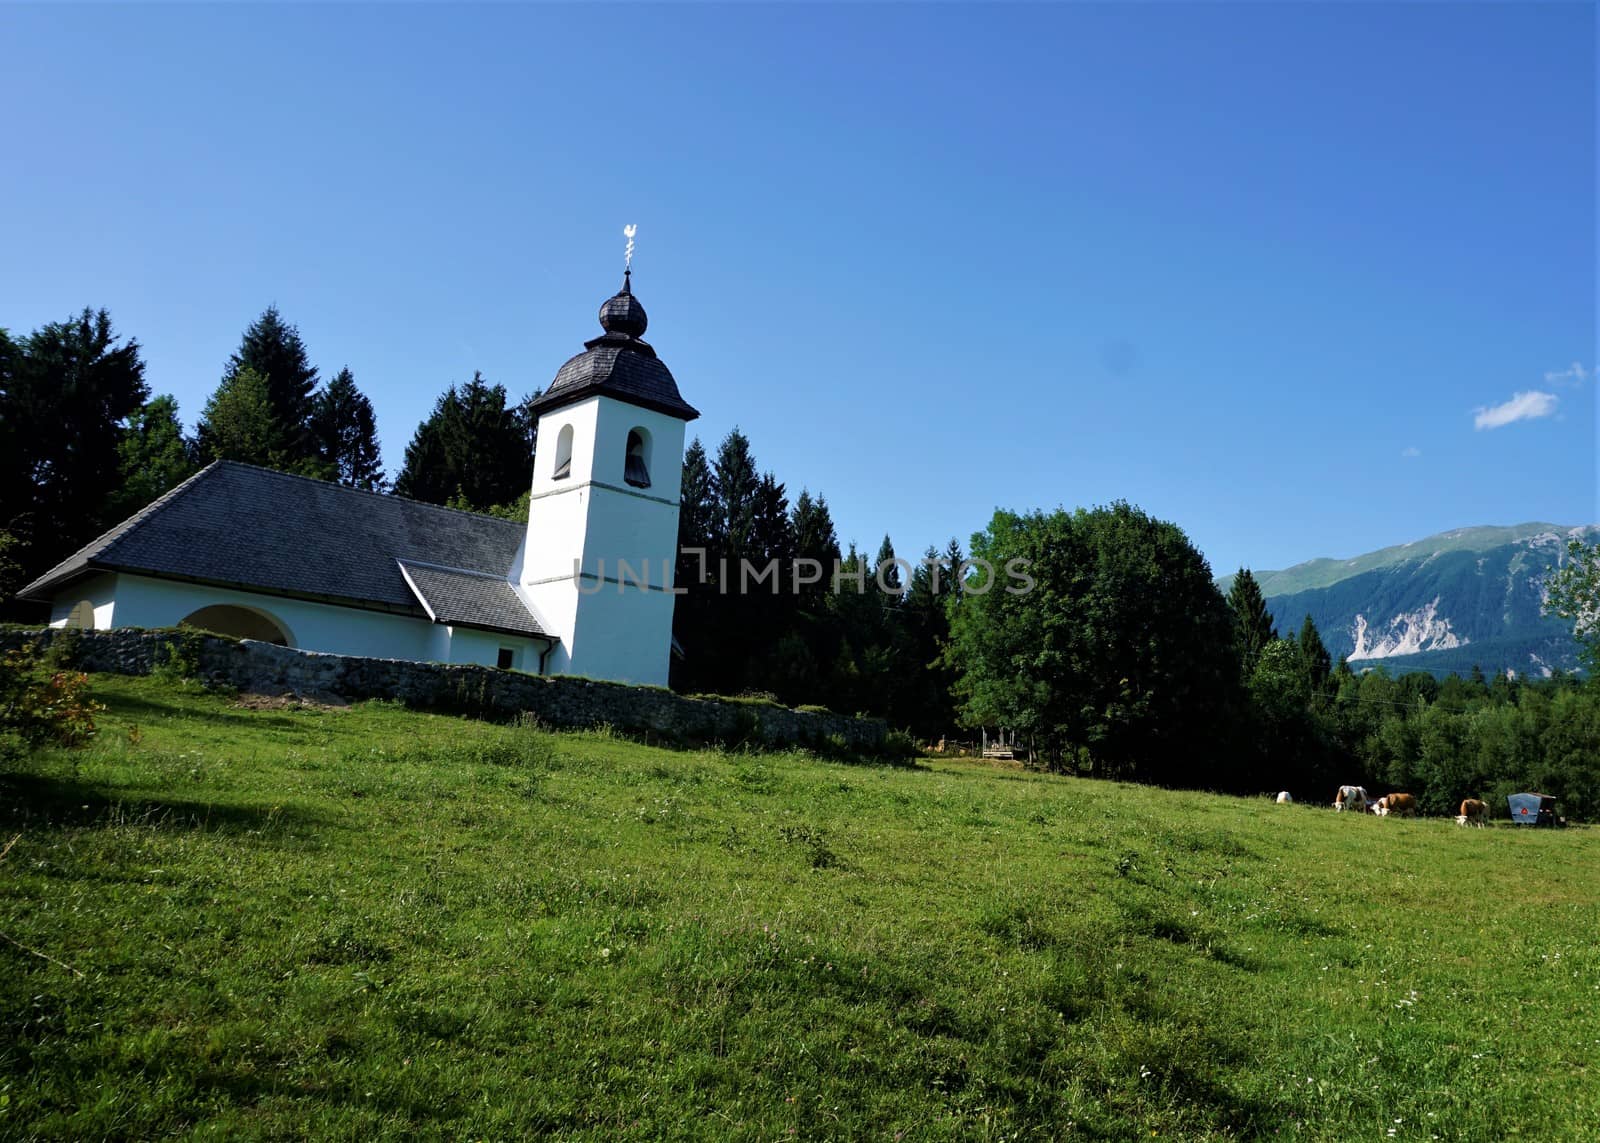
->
[1,627,890,754]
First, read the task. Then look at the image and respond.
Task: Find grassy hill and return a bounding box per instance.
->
[4,678,1599,1139]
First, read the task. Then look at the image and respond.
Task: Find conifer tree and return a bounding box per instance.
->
[711,428,760,559]
[217,306,320,460]
[942,537,966,600]
[0,308,149,591]
[676,438,716,577]
[668,438,719,689]
[750,474,793,565]
[790,490,841,605]
[875,534,903,597]
[392,372,529,509]
[1227,568,1277,676]
[1298,613,1332,693]
[310,367,385,491]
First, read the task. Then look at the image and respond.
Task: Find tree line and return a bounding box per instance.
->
[668,429,964,736]
[4,304,1597,817]
[948,504,1600,818]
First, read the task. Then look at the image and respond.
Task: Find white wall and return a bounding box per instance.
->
[517,394,687,687]
[108,574,436,659]
[80,573,548,671]
[47,572,119,629]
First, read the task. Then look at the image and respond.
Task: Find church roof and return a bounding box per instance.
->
[528,271,699,422]
[19,461,550,641]
[396,560,546,638]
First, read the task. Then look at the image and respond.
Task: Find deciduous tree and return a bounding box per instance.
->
[948,502,1240,783]
[107,394,197,518]
[1545,537,1600,675]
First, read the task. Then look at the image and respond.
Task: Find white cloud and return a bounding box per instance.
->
[1473,391,1559,431]
[1401,446,1421,458]
[1544,361,1589,386]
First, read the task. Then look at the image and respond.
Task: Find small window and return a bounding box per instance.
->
[624,428,651,488]
[552,424,574,481]
[497,647,515,670]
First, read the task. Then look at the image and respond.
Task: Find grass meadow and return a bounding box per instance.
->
[3,675,1598,1140]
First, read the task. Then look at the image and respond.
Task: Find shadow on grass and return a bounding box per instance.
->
[0,771,332,840]
[103,690,315,735]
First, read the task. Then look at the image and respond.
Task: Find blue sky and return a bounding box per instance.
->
[3,2,1593,575]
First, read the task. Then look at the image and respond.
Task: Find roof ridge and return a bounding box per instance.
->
[208,460,527,528]
[395,557,513,581]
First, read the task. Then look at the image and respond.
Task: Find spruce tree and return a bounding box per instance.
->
[393,372,528,509]
[1298,613,1332,693]
[749,474,793,565]
[1,308,150,587]
[221,306,320,459]
[676,438,716,579]
[1227,568,1278,676]
[310,367,385,490]
[669,438,719,688]
[942,537,966,599]
[875,534,903,597]
[711,428,760,559]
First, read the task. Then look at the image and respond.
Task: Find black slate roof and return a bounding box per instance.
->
[20,462,549,639]
[396,560,547,638]
[528,273,699,422]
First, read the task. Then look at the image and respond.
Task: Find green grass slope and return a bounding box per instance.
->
[4,678,1599,1139]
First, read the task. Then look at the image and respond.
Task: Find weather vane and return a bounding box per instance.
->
[623,224,637,272]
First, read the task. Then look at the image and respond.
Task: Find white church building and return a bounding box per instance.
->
[20,270,698,688]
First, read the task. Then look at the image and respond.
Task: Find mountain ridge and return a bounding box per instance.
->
[1219,522,1598,678]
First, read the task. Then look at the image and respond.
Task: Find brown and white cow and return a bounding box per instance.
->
[1334,785,1369,813]
[1374,793,1417,818]
[1457,798,1487,828]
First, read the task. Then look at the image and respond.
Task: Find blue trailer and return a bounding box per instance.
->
[1507,792,1563,828]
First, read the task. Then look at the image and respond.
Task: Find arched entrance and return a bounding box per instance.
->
[179,604,294,646]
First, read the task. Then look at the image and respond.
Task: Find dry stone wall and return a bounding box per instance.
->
[2,628,889,754]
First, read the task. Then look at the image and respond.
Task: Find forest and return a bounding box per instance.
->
[3,304,1597,816]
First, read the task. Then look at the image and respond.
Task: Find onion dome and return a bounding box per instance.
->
[527,271,699,422]
[598,271,648,338]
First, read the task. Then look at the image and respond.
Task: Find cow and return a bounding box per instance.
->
[1374,793,1417,818]
[1276,791,1293,804]
[1334,785,1370,813]
[1458,798,1488,828]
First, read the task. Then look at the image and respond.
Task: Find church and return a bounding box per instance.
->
[19,269,698,688]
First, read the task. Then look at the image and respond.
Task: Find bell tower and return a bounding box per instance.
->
[515,261,699,686]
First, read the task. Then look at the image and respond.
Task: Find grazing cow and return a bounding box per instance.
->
[1334,785,1369,813]
[1276,791,1293,804]
[1375,793,1417,818]
[1458,798,1488,828]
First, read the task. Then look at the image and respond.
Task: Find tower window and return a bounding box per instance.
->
[624,428,651,488]
[552,424,574,480]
